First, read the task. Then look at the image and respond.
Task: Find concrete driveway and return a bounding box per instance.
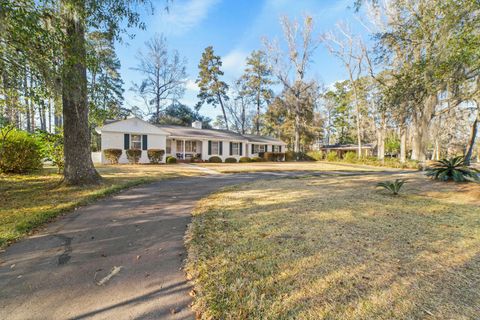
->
[0,172,313,320]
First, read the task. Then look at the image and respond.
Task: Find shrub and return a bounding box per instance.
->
[126,149,142,164]
[376,179,406,195]
[166,156,177,164]
[225,157,237,163]
[426,156,479,182]
[326,151,338,162]
[147,149,165,164]
[35,130,64,172]
[104,148,122,164]
[239,157,251,163]
[209,156,222,163]
[264,152,286,161]
[343,151,357,162]
[306,150,323,161]
[251,156,264,162]
[285,151,312,161]
[0,128,42,173]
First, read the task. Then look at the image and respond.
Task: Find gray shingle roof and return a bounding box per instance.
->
[155,124,285,144]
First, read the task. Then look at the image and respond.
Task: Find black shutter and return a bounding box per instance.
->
[229,142,233,156]
[240,143,243,155]
[279,145,282,152]
[219,141,223,155]
[124,134,129,150]
[142,135,148,150]
[251,144,254,154]
[208,141,212,155]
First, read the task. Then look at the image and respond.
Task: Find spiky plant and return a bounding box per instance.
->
[425,156,480,182]
[376,179,406,195]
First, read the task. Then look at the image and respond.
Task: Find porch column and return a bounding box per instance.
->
[183,140,185,160]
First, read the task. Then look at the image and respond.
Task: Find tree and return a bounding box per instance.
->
[158,102,211,128]
[196,46,230,130]
[240,50,274,134]
[132,34,187,123]
[224,79,254,134]
[264,15,319,152]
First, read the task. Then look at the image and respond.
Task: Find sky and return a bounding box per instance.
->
[115,0,370,120]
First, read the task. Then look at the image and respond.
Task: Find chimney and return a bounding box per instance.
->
[192,121,202,129]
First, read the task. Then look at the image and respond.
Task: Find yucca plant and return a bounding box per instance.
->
[425,156,480,182]
[376,179,405,195]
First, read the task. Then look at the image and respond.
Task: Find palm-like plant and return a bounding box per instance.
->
[376,179,406,195]
[426,156,480,182]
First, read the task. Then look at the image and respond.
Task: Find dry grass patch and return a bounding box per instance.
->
[186,173,480,319]
[195,161,402,173]
[0,164,202,247]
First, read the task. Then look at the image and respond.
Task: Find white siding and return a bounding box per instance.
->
[101,132,167,164]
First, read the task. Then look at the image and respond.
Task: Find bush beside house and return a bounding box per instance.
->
[239,157,251,163]
[126,149,142,164]
[209,156,222,163]
[225,157,237,163]
[166,156,177,164]
[147,149,165,164]
[104,149,122,164]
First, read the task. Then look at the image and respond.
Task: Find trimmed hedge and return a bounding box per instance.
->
[209,156,222,163]
[147,149,165,164]
[104,148,122,164]
[251,156,264,162]
[126,149,142,164]
[0,128,42,173]
[166,156,177,164]
[225,157,237,163]
[239,157,251,163]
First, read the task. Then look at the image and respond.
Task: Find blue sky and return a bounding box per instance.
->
[116,0,369,119]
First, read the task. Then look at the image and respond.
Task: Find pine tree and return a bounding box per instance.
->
[241,50,274,134]
[196,46,230,130]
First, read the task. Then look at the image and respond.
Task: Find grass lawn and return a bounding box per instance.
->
[0,164,203,248]
[186,173,480,319]
[195,161,404,173]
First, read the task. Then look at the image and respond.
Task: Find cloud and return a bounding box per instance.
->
[185,78,199,92]
[222,49,248,78]
[163,0,220,34]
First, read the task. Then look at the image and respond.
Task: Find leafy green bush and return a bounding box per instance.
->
[166,156,177,164]
[376,179,406,195]
[343,151,357,162]
[225,157,237,163]
[239,157,251,163]
[126,149,142,164]
[209,156,222,163]
[0,128,42,173]
[251,156,264,162]
[147,149,165,164]
[326,151,338,162]
[426,156,479,182]
[35,130,64,172]
[306,150,323,161]
[104,148,122,164]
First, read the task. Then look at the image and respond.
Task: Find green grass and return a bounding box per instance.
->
[0,164,203,248]
[186,173,480,319]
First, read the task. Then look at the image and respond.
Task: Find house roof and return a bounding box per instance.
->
[156,125,286,145]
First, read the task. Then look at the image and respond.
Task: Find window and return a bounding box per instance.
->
[166,140,171,154]
[211,141,219,155]
[176,140,197,153]
[131,134,141,149]
[253,144,265,154]
[232,142,240,155]
[273,145,280,152]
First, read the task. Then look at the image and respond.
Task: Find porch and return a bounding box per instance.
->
[166,138,203,161]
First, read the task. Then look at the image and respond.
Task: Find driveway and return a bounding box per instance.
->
[0,171,320,320]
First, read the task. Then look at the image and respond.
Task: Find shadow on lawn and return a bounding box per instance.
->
[187,174,480,319]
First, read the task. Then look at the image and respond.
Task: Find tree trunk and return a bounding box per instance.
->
[61,0,101,185]
[464,105,479,166]
[218,94,229,130]
[400,125,407,163]
[411,94,437,163]
[256,91,261,135]
[294,110,301,153]
[376,114,386,160]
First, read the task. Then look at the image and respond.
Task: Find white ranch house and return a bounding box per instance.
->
[95,117,287,164]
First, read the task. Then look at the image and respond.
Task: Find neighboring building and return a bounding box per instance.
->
[95,117,287,164]
[320,143,375,158]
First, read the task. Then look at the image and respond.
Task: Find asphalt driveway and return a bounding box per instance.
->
[0,172,313,320]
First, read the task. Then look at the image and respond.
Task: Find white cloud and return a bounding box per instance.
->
[222,49,248,78]
[185,78,199,92]
[163,0,220,34]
